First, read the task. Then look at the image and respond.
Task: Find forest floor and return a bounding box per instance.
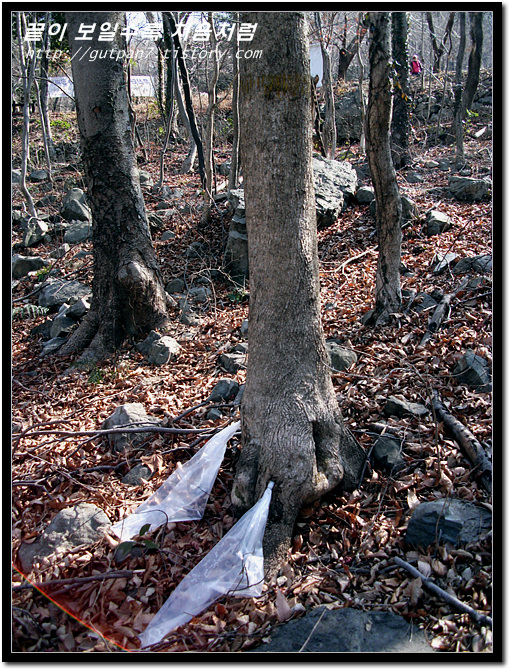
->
[11,102,493,654]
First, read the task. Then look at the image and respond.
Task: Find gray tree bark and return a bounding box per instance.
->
[391,12,411,169]
[365,12,402,325]
[61,12,172,362]
[315,13,336,159]
[462,12,484,112]
[233,11,364,577]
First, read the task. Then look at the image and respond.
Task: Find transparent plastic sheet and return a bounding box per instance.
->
[138,481,274,649]
[110,421,241,542]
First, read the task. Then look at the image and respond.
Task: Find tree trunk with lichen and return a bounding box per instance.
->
[365,12,402,326]
[61,12,172,362]
[232,12,365,578]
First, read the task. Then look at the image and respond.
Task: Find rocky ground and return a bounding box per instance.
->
[11,90,494,655]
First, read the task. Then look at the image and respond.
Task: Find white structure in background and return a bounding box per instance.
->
[309,43,323,87]
[47,75,155,98]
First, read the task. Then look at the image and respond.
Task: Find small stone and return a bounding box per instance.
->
[40,336,67,356]
[11,254,47,279]
[23,218,49,247]
[452,255,492,275]
[425,210,452,236]
[431,252,459,274]
[65,298,90,319]
[452,350,491,390]
[122,464,153,486]
[50,243,71,259]
[160,230,176,242]
[29,169,49,182]
[165,278,186,294]
[219,352,246,373]
[102,403,160,452]
[136,330,161,357]
[326,342,358,372]
[240,319,249,336]
[50,314,75,339]
[384,395,429,418]
[355,186,375,204]
[64,220,92,244]
[406,499,492,548]
[147,336,180,365]
[372,435,405,473]
[208,378,240,403]
[206,408,224,421]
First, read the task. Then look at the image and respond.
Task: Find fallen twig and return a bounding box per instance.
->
[393,556,492,628]
[431,390,492,493]
[12,569,143,592]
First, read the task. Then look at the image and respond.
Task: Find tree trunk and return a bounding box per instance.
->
[61,12,172,362]
[234,11,365,577]
[365,12,402,325]
[167,12,206,189]
[315,13,336,159]
[455,12,467,84]
[462,12,484,113]
[200,12,219,226]
[337,20,368,82]
[175,74,197,174]
[228,15,240,191]
[38,22,56,162]
[356,13,366,155]
[391,12,411,169]
[16,12,37,218]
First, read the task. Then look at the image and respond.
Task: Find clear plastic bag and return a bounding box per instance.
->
[110,421,240,542]
[138,481,274,648]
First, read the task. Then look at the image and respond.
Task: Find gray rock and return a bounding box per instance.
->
[50,314,75,339]
[18,502,111,573]
[240,319,249,336]
[37,194,58,207]
[64,220,92,244]
[12,254,47,279]
[373,435,405,473]
[219,352,246,373]
[384,395,429,419]
[313,155,358,228]
[155,200,172,210]
[23,218,49,247]
[251,606,433,653]
[448,176,490,202]
[224,222,249,281]
[29,169,49,182]
[401,195,418,221]
[413,293,438,314]
[452,350,491,390]
[31,319,53,340]
[136,330,162,356]
[147,336,180,365]
[405,171,424,184]
[355,186,375,204]
[40,336,67,356]
[232,342,248,354]
[102,403,160,452]
[208,379,240,403]
[186,241,206,259]
[165,278,186,294]
[431,252,459,274]
[425,210,452,236]
[227,189,246,217]
[160,230,176,241]
[12,169,21,184]
[406,498,492,548]
[65,297,90,319]
[147,212,165,233]
[61,188,91,222]
[326,342,358,372]
[50,243,71,259]
[452,254,492,275]
[189,286,211,303]
[122,464,153,486]
[38,279,92,308]
[334,89,363,141]
[138,170,154,188]
[206,408,224,421]
[217,161,231,176]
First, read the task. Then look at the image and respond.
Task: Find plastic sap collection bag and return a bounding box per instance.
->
[138,481,274,649]
[110,421,241,542]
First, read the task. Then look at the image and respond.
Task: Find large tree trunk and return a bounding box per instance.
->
[233,12,364,578]
[200,12,219,226]
[365,12,402,325]
[391,12,411,169]
[462,12,484,113]
[61,12,172,362]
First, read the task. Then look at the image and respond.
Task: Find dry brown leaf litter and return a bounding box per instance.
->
[12,107,492,654]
